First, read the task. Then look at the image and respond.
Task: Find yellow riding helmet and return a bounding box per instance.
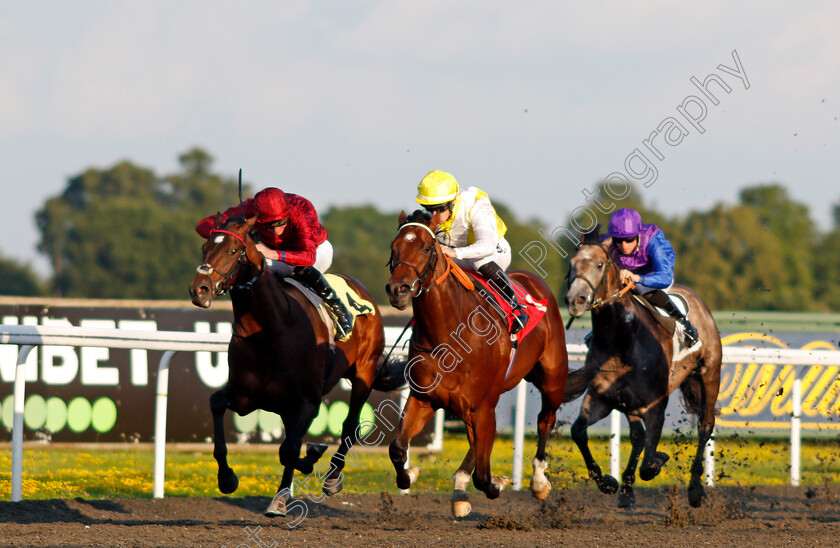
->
[416,170,460,206]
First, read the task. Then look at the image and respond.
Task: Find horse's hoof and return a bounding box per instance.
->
[655,451,671,467]
[599,475,619,494]
[688,482,706,508]
[491,475,511,492]
[531,480,552,501]
[618,485,636,509]
[451,500,472,518]
[218,469,239,494]
[264,495,287,517]
[323,476,344,496]
[306,442,329,462]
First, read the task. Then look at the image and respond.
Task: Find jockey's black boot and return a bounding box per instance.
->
[292,266,354,341]
[478,261,529,335]
[643,290,699,348]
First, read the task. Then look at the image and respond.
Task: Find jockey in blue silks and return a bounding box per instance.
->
[607,207,700,349]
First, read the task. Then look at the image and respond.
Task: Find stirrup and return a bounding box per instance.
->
[510,309,529,335]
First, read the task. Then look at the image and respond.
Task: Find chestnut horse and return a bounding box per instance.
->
[189,215,394,516]
[385,211,569,517]
[564,227,722,508]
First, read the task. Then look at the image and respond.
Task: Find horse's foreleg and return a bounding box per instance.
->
[639,399,669,481]
[530,390,562,501]
[451,448,475,518]
[389,395,434,490]
[323,375,374,496]
[472,405,507,500]
[570,394,617,494]
[210,389,239,494]
[618,415,645,508]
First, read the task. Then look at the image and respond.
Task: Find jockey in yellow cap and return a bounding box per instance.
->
[416,170,529,334]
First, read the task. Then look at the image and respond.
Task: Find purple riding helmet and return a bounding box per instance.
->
[607,208,643,239]
[607,208,661,272]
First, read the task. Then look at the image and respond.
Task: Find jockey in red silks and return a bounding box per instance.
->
[607,207,700,349]
[414,170,529,334]
[196,187,353,341]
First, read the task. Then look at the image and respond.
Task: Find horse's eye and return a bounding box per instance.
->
[424,247,432,254]
[230,248,239,255]
[597,262,604,269]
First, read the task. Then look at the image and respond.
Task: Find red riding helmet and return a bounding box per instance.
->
[254,188,289,224]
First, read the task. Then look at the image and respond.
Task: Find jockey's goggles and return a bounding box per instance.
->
[613,235,639,244]
[422,202,452,214]
[260,217,289,229]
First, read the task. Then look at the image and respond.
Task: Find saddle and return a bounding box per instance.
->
[632,293,698,361]
[284,274,376,342]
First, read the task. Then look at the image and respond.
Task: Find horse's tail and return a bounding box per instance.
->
[562,360,597,403]
[372,353,408,392]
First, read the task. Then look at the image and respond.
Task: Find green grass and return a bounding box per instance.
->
[3,433,839,500]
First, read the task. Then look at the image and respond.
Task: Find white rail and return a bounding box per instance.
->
[1,324,228,502]
[5,324,840,501]
[512,343,840,491]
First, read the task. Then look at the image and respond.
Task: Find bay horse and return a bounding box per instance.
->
[564,227,722,508]
[385,210,569,517]
[189,214,396,515]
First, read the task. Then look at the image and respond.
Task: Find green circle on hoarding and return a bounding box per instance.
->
[258,410,282,434]
[307,403,328,436]
[91,398,117,433]
[360,403,375,426]
[233,410,258,433]
[67,397,92,433]
[328,401,350,437]
[1,395,14,430]
[24,395,47,430]
[45,397,67,433]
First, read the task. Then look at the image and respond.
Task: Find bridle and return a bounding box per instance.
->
[196,228,265,296]
[569,243,634,311]
[387,222,446,298]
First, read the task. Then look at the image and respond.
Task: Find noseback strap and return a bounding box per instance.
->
[209,228,247,248]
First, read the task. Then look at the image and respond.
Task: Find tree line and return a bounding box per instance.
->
[4,148,839,312]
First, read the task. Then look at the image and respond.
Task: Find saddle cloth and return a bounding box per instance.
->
[464,271,548,342]
[283,274,375,342]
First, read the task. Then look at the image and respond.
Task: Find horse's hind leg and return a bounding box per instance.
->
[323,373,375,496]
[451,448,475,518]
[210,388,239,494]
[570,393,618,494]
[686,372,718,507]
[389,395,434,490]
[639,399,670,481]
[618,415,645,509]
[265,401,326,517]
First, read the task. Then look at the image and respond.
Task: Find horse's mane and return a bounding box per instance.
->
[405,209,433,224]
[221,216,247,229]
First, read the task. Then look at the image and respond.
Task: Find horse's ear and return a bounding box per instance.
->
[580,224,602,245]
[213,213,223,229]
[429,210,443,227]
[245,216,257,228]
[398,211,407,226]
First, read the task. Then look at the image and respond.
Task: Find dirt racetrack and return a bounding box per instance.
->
[1,485,839,547]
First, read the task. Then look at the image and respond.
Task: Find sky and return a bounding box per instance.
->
[2,1,838,276]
